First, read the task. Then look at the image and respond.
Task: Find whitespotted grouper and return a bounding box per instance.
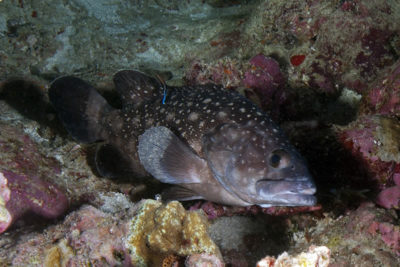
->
[49,70,316,207]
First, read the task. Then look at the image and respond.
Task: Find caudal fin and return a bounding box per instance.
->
[49,76,113,143]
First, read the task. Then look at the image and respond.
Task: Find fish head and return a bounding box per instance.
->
[203,122,316,207]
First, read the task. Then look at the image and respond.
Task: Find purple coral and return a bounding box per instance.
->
[243,54,287,117]
[376,175,400,209]
[0,170,68,234]
[338,115,400,209]
[362,60,400,116]
[368,219,400,256]
[244,54,285,91]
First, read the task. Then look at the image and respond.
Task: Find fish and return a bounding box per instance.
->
[49,70,316,207]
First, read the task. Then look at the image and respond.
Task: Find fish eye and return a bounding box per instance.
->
[269,154,281,168]
[269,149,290,169]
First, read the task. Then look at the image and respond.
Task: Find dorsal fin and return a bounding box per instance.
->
[113,70,163,106]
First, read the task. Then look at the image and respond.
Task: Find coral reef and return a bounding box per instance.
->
[243,54,287,117]
[0,121,62,180]
[376,174,400,209]
[6,203,133,266]
[361,60,400,116]
[1,0,400,265]
[184,0,400,96]
[46,205,132,266]
[256,245,330,267]
[264,0,399,94]
[185,253,224,267]
[185,57,243,88]
[191,201,321,220]
[0,121,68,233]
[243,54,285,91]
[0,170,68,234]
[304,202,400,264]
[125,199,221,266]
[337,115,400,209]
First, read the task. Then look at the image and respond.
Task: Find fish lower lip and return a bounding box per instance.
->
[256,178,317,206]
[298,187,316,195]
[256,178,316,194]
[261,193,317,207]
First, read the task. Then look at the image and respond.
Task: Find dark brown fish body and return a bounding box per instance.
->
[49,70,316,207]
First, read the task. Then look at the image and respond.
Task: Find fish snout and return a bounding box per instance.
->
[255,178,317,207]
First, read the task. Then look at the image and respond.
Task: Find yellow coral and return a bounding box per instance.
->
[125,200,220,267]
[44,239,74,267]
[44,246,62,267]
[162,254,180,267]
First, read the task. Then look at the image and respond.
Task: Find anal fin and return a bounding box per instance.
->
[162,185,204,201]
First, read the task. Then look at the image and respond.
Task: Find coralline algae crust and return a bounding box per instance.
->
[0,172,11,232]
[256,245,330,267]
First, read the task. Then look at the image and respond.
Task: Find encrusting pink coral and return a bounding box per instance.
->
[338,115,400,209]
[243,54,286,111]
[376,175,400,209]
[0,169,68,234]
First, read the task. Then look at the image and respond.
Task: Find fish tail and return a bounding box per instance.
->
[49,76,113,143]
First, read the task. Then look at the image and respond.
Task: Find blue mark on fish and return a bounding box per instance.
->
[162,84,167,105]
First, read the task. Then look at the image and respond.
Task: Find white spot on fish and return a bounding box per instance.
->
[203,98,212,104]
[188,112,199,121]
[166,113,175,121]
[217,111,227,119]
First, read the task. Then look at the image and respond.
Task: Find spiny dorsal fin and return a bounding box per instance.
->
[113,70,163,106]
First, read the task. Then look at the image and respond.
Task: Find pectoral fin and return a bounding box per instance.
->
[138,126,208,184]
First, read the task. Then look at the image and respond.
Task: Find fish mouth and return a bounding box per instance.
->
[255,178,317,207]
